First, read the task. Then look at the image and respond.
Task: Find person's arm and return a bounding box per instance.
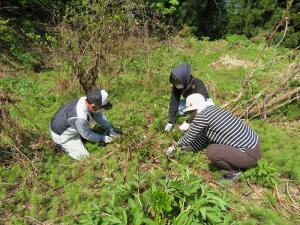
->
[92,112,112,130]
[92,112,120,137]
[72,118,104,142]
[178,113,208,146]
[168,86,181,123]
[190,133,209,150]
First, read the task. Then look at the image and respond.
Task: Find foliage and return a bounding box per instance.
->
[0,77,57,107]
[153,0,180,15]
[226,34,252,48]
[241,160,279,188]
[0,0,63,68]
[56,0,131,91]
[1,37,299,224]
[146,0,227,38]
[79,167,230,224]
[0,17,40,68]
[226,0,300,48]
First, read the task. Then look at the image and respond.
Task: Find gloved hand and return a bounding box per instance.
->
[109,128,119,138]
[164,122,173,132]
[207,98,215,105]
[100,135,113,144]
[165,143,187,156]
[179,121,189,131]
[165,145,175,156]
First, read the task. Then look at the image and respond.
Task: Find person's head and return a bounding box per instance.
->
[86,88,112,112]
[169,63,192,89]
[183,93,214,117]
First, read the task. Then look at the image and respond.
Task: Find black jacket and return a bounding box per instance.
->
[168,63,209,123]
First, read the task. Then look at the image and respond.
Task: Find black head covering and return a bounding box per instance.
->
[169,63,192,87]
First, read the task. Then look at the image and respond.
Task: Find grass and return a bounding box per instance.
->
[0,36,299,224]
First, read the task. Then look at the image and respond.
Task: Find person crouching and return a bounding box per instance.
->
[50,88,119,160]
[166,93,261,180]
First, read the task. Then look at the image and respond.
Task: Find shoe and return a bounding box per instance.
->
[220,171,241,181]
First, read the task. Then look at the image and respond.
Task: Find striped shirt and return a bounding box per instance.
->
[180,105,258,151]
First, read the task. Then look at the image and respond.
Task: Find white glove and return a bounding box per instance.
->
[165,122,173,132]
[165,145,175,156]
[100,135,113,144]
[207,98,215,105]
[179,121,190,131]
[109,128,119,138]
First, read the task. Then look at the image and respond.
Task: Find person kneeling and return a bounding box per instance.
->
[167,93,261,181]
[164,63,214,132]
[50,88,119,160]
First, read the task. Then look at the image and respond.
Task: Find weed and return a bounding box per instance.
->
[241,159,279,188]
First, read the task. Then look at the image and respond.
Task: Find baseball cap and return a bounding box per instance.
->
[86,88,112,110]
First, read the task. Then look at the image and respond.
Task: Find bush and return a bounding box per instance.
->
[226,34,252,48]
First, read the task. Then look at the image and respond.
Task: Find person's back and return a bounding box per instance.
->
[185,105,258,150]
[181,76,209,99]
[50,98,80,135]
[170,93,261,181]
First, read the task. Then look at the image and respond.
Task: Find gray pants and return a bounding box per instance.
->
[206,142,261,173]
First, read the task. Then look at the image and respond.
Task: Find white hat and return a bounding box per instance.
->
[100,90,112,109]
[183,94,213,113]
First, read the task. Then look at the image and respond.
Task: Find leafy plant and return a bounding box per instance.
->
[241,159,279,188]
[79,202,103,225]
[166,166,230,224]
[150,185,173,216]
[154,0,179,15]
[78,167,229,224]
[226,34,252,48]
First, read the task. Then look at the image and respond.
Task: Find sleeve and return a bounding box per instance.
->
[92,112,112,130]
[190,133,209,150]
[179,113,208,146]
[194,79,209,99]
[72,118,103,142]
[168,86,181,123]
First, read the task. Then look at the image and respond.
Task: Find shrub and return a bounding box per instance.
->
[226,34,252,48]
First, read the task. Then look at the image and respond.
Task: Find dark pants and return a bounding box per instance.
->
[206,142,261,174]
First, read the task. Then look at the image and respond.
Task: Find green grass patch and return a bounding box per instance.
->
[1,37,299,223]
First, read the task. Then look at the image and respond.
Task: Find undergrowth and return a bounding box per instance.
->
[0,37,299,224]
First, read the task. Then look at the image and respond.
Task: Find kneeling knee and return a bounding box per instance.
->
[206,146,220,161]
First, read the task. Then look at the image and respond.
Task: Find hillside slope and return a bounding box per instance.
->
[1,37,299,224]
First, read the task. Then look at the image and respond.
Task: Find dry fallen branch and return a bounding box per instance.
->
[221,46,300,110]
[227,59,300,118]
[266,63,300,100]
[221,1,296,109]
[286,181,297,206]
[274,184,293,219]
[246,86,300,118]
